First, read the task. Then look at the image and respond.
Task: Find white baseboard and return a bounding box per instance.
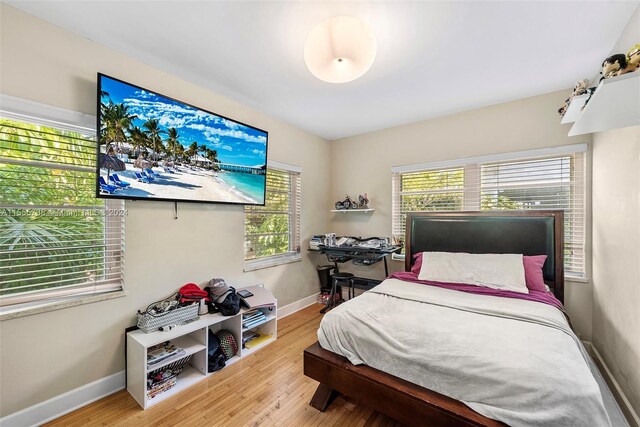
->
[584,341,640,427]
[1,294,319,426]
[277,292,319,319]
[0,370,125,427]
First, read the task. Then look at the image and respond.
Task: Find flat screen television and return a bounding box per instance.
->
[96,73,268,205]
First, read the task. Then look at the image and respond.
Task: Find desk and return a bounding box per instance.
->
[310,244,402,312]
[316,244,401,277]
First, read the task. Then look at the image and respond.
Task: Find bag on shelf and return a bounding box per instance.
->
[205,278,241,315]
[207,329,226,373]
[215,287,241,316]
[216,330,238,360]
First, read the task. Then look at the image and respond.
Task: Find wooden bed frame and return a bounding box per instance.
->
[304,210,564,426]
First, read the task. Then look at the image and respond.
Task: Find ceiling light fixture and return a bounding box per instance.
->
[304,16,377,84]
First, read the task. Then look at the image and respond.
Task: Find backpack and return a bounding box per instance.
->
[215,287,241,316]
[207,330,226,373]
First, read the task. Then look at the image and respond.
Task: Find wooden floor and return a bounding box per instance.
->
[46,304,403,427]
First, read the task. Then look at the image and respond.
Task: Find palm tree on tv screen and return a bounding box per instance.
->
[187,141,198,164]
[101,102,137,153]
[143,119,165,163]
[166,127,179,163]
[198,144,208,167]
[128,126,148,158]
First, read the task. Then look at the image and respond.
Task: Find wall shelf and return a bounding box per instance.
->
[560,93,590,124]
[567,72,640,136]
[330,208,374,213]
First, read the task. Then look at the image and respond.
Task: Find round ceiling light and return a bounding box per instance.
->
[304,16,377,84]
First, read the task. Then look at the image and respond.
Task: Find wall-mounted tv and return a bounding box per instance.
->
[96,73,268,205]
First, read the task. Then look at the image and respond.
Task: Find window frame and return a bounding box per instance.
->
[0,95,126,320]
[243,161,301,271]
[391,143,588,280]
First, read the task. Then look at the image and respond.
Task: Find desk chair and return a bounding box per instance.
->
[320,272,354,314]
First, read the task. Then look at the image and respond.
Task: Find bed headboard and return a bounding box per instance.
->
[405,211,564,303]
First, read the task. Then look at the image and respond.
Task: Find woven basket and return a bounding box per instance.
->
[137,303,198,333]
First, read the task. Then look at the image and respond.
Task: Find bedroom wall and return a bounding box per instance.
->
[327,91,594,340]
[590,7,640,418]
[0,4,329,417]
[592,127,640,416]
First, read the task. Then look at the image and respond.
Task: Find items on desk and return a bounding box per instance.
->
[310,233,336,250]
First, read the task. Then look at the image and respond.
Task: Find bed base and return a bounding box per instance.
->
[304,342,505,427]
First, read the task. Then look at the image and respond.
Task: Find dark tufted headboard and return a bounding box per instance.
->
[405,211,564,303]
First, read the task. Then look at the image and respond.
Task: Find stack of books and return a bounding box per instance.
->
[242,330,260,348]
[242,310,266,329]
[147,341,185,368]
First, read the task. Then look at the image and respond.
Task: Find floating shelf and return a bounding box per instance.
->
[560,93,590,124]
[568,72,640,136]
[330,208,374,213]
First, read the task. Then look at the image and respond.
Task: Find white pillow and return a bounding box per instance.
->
[418,251,528,294]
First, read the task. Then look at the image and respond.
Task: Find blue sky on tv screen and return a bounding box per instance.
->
[100,76,267,167]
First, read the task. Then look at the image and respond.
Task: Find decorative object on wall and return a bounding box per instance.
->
[358,193,369,209]
[601,53,627,79]
[304,16,377,84]
[335,195,359,210]
[558,79,590,117]
[618,44,640,75]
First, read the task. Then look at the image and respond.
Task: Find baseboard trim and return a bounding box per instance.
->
[0,370,125,427]
[2,294,318,426]
[278,292,319,319]
[584,341,640,427]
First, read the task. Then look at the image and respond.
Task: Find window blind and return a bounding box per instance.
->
[392,167,464,246]
[0,118,125,307]
[391,148,587,278]
[479,153,586,277]
[245,167,301,262]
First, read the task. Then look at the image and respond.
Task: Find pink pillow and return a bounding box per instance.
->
[411,252,422,274]
[523,255,547,292]
[410,252,548,292]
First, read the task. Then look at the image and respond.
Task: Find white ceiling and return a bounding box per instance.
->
[6,1,639,140]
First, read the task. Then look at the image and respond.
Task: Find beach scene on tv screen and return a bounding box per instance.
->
[98,75,267,204]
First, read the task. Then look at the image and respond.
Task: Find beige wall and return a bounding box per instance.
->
[328,90,594,340]
[592,126,640,415]
[0,4,329,416]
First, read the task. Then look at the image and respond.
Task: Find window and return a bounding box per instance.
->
[392,144,587,278]
[244,164,301,270]
[392,167,464,244]
[0,115,125,310]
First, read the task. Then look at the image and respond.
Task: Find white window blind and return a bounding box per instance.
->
[391,146,587,278]
[0,118,125,307]
[479,153,586,277]
[244,167,301,266]
[392,167,464,245]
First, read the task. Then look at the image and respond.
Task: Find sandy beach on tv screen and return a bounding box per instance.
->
[102,164,258,204]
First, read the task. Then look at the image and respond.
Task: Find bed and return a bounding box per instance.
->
[303,211,611,427]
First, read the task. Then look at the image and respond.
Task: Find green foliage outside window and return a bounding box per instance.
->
[0,119,106,296]
[245,168,298,260]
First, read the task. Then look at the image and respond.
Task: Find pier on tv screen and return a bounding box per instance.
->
[96,74,268,205]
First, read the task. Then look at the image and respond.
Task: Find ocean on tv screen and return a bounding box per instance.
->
[97,74,267,205]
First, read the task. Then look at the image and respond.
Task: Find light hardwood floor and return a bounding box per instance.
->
[46,304,403,427]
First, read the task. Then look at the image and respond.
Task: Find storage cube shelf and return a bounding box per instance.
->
[127,286,277,409]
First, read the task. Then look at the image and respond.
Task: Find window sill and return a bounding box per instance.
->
[566,275,590,284]
[244,253,302,272]
[0,290,127,321]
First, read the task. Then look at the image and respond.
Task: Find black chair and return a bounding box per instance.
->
[320,272,354,314]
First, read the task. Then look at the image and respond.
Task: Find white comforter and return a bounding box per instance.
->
[318,279,610,427]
